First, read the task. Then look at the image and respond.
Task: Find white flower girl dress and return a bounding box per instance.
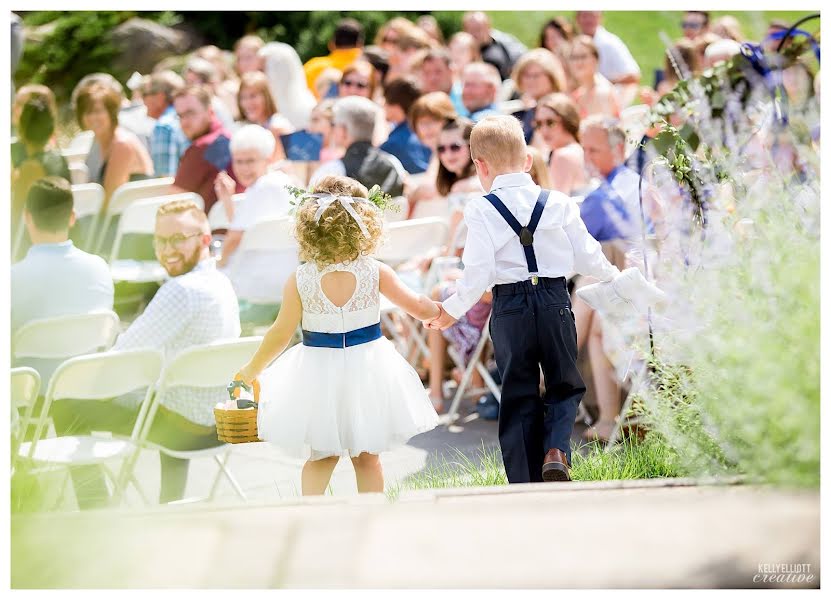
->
[257,256,439,460]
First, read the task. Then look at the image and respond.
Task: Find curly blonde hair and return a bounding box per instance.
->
[295,175,384,269]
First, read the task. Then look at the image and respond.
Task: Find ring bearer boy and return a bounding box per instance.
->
[425,115,660,483]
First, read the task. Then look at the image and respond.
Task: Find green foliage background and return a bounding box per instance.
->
[15,10,817,110]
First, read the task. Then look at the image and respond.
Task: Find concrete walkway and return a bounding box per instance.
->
[12,480,819,588]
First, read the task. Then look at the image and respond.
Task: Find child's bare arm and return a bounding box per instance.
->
[237,271,302,383]
[378,262,441,322]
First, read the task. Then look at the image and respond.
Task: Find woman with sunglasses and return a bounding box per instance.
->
[534,93,588,195]
[425,118,490,412]
[568,36,621,120]
[338,61,378,100]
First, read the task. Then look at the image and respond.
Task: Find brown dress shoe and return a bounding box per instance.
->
[542,448,571,482]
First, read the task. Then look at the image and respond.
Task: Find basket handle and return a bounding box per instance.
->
[228,374,260,407]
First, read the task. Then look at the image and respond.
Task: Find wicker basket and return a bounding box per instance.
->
[215,377,261,444]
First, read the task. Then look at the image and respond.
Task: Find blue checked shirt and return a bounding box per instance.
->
[112,259,241,426]
[151,105,190,177]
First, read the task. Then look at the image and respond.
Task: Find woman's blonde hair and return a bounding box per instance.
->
[295,175,384,269]
[511,48,568,96]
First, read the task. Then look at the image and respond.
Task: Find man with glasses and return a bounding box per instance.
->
[681,11,710,41]
[142,70,189,177]
[304,19,365,98]
[461,62,502,122]
[169,85,239,215]
[106,198,241,504]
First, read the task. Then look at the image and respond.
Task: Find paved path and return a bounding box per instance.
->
[12,480,819,588]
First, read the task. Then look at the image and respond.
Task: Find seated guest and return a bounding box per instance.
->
[72,73,154,168]
[303,18,365,98]
[448,32,481,79]
[534,93,589,195]
[170,85,240,216]
[309,99,344,163]
[406,91,458,208]
[11,85,70,237]
[568,36,621,119]
[462,11,527,80]
[412,47,467,117]
[75,83,153,207]
[578,116,643,242]
[50,198,241,508]
[461,62,502,122]
[215,125,296,304]
[236,70,293,160]
[573,117,646,442]
[142,70,190,177]
[510,49,568,143]
[234,34,266,76]
[539,17,574,63]
[11,177,114,382]
[379,77,431,175]
[183,57,236,130]
[575,11,641,86]
[387,26,434,80]
[310,96,406,196]
[338,60,379,100]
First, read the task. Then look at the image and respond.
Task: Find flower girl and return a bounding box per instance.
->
[235,175,441,495]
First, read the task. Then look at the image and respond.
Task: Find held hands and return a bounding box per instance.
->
[422,301,457,331]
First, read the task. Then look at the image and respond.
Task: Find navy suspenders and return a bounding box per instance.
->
[484,189,550,284]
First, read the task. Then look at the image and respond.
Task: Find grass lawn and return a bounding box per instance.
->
[488,11,817,87]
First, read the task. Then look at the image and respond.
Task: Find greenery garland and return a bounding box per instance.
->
[285,184,398,213]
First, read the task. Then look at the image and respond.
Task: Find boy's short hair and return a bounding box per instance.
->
[383,77,423,114]
[25,176,74,233]
[469,115,527,171]
[173,85,212,109]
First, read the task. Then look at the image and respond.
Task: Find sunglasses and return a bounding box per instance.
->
[437,143,466,154]
[533,118,560,130]
[341,79,369,89]
[681,21,703,30]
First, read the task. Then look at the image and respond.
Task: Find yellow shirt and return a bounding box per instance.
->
[303,48,363,98]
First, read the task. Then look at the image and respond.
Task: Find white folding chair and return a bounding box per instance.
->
[232,216,299,305]
[383,196,409,223]
[94,176,175,255]
[69,183,105,251]
[130,337,263,503]
[208,193,243,232]
[109,193,203,285]
[374,217,448,268]
[444,319,501,424]
[12,311,121,363]
[11,367,41,470]
[68,163,89,185]
[409,197,450,220]
[16,349,164,510]
[61,130,94,165]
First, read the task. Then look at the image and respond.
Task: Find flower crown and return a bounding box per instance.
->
[285,184,397,213]
[285,183,398,238]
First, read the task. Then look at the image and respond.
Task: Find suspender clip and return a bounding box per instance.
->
[531,274,539,286]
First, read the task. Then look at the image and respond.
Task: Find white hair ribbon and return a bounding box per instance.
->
[310,193,370,237]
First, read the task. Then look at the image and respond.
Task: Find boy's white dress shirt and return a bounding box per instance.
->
[442,172,621,320]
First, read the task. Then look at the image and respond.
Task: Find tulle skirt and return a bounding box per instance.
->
[257,337,439,460]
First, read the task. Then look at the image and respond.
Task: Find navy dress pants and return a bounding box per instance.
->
[489,277,585,483]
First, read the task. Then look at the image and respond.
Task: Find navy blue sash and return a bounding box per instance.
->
[302,322,382,348]
[484,189,549,274]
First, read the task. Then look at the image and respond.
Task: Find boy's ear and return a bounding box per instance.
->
[523,151,533,173]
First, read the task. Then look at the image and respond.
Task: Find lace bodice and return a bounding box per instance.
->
[296,256,381,333]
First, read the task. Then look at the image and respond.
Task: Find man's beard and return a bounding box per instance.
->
[163,245,202,277]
